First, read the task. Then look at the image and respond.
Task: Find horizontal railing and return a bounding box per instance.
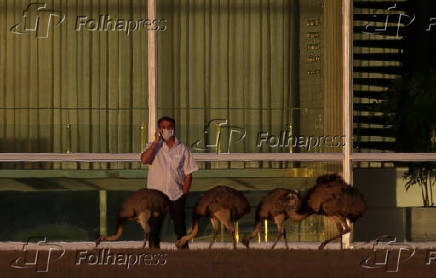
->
[0,153,435,162]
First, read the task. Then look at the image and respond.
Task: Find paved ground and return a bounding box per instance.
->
[2,244,436,278]
[1,242,436,278]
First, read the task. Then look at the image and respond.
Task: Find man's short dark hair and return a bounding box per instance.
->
[158,116,176,127]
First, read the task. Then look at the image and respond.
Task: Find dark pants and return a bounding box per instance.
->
[148,194,188,249]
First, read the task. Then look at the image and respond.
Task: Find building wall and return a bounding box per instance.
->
[0,0,149,162]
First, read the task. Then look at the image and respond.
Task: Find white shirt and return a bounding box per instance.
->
[145,137,199,201]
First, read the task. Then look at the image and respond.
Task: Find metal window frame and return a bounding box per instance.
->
[1,0,436,248]
[342,0,353,249]
[0,152,435,162]
[148,0,158,143]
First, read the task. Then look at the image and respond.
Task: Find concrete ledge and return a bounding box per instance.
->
[0,169,318,179]
[2,241,436,251]
[0,241,340,251]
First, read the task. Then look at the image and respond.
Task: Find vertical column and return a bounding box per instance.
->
[148,0,158,143]
[342,0,353,249]
[322,0,344,242]
[298,0,323,140]
[323,0,343,158]
[99,190,107,236]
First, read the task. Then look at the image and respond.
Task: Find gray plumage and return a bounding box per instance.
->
[300,173,367,249]
[176,186,250,249]
[96,188,169,249]
[243,174,367,250]
[242,188,301,249]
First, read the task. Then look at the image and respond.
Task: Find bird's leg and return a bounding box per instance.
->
[215,209,237,249]
[272,214,286,249]
[338,217,351,250]
[319,216,350,250]
[242,221,261,249]
[137,211,152,249]
[95,235,105,247]
[96,217,127,247]
[176,216,200,249]
[209,217,219,249]
[336,221,346,250]
[283,227,289,250]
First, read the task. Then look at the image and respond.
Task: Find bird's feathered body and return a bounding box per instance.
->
[194,186,250,220]
[176,185,250,249]
[302,174,366,222]
[118,188,170,220]
[96,188,170,249]
[243,173,367,250]
[243,188,300,249]
[255,188,299,222]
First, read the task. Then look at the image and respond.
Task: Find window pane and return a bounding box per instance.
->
[0,161,342,242]
[353,0,436,153]
[354,161,436,241]
[0,1,149,153]
[158,0,344,154]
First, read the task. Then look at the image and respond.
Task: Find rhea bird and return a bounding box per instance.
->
[242,188,301,249]
[96,188,169,249]
[175,186,250,249]
[243,174,367,250]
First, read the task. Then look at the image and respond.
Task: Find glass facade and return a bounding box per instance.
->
[353,0,436,153]
[0,161,340,241]
[354,161,436,241]
[0,0,149,154]
[0,0,435,245]
[158,0,343,155]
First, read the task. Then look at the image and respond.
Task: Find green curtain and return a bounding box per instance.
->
[0,0,148,154]
[0,0,149,169]
[0,0,342,171]
[158,0,299,156]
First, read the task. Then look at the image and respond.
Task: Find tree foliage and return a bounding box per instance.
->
[380,70,436,206]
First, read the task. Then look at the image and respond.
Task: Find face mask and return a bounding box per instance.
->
[161,129,174,140]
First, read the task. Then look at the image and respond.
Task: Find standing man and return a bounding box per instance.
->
[141,116,198,249]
